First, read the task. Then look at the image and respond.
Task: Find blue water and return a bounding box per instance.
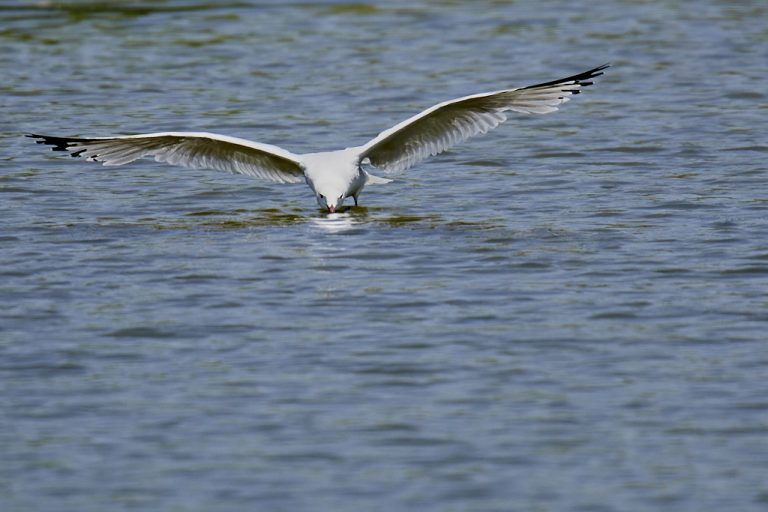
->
[2,1,768,510]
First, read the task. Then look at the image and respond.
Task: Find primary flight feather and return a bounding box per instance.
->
[29,64,608,212]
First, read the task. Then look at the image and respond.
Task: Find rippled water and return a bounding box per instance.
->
[2,1,768,510]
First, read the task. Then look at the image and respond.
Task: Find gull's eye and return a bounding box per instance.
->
[319,194,325,199]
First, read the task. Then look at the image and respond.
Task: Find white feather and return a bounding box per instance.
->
[357,65,608,174]
[39,131,306,184]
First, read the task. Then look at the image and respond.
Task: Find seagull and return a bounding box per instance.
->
[28,64,608,213]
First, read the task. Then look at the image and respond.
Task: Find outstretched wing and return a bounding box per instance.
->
[28,131,306,184]
[357,64,609,173]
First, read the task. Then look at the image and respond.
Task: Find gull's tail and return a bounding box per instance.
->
[365,172,392,185]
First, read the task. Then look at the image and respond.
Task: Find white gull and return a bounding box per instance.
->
[29,64,608,213]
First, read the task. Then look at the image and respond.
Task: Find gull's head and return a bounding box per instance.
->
[303,157,354,213]
[316,191,345,213]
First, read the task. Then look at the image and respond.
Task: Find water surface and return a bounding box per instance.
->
[2,1,768,511]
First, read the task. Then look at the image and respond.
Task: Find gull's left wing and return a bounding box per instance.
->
[357,64,609,173]
[27,131,306,184]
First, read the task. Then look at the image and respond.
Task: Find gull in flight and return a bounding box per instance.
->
[29,64,608,213]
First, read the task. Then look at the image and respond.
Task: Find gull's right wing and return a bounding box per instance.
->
[357,64,609,173]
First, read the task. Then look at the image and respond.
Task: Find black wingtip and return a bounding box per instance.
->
[26,133,48,144]
[26,133,79,152]
[523,63,611,91]
[589,63,611,79]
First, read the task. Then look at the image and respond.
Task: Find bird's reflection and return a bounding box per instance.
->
[309,207,368,232]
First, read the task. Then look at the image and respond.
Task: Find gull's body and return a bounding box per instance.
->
[29,65,608,212]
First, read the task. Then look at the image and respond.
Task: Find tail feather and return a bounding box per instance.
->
[365,172,392,185]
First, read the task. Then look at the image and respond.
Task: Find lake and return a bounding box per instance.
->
[2,0,768,510]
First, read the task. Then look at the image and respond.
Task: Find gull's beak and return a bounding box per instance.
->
[328,205,336,213]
